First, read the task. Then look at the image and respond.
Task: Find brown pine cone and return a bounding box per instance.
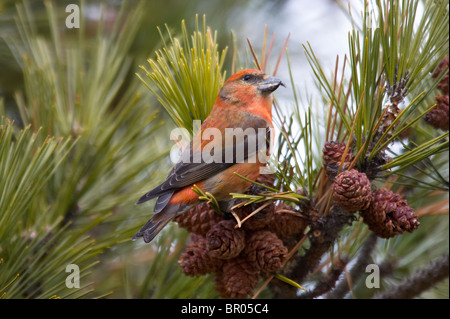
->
[219,257,260,299]
[268,203,307,240]
[391,205,420,234]
[424,95,449,131]
[361,188,420,238]
[244,230,288,273]
[174,202,223,236]
[433,56,449,95]
[322,141,355,180]
[438,74,449,95]
[433,56,449,78]
[333,169,372,212]
[206,219,246,259]
[233,201,274,230]
[213,272,228,299]
[179,234,222,276]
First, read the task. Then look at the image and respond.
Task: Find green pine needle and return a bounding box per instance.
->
[138,14,228,134]
[273,273,306,290]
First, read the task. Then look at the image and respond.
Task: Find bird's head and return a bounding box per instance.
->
[217,69,285,111]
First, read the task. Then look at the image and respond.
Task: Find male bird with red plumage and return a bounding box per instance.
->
[133,69,285,243]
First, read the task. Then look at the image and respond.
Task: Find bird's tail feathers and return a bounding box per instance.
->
[132,203,187,243]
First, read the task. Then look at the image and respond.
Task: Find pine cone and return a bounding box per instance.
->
[433,56,449,95]
[391,205,420,234]
[361,188,420,238]
[433,56,449,78]
[179,234,222,276]
[269,203,307,240]
[206,219,246,259]
[438,74,449,95]
[333,169,372,212]
[244,230,288,273]
[233,201,274,230]
[213,272,228,299]
[322,141,355,180]
[424,95,449,131]
[219,257,260,299]
[174,202,223,236]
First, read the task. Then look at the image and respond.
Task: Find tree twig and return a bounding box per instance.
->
[373,253,449,299]
[298,257,348,299]
[285,206,355,289]
[327,232,378,299]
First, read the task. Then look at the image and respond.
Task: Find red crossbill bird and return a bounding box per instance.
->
[133,69,285,243]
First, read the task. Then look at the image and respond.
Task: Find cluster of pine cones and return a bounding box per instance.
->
[425,56,449,131]
[323,140,420,238]
[175,175,307,298]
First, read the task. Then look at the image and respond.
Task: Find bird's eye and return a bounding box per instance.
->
[242,74,253,82]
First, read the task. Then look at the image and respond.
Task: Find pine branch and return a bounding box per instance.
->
[327,233,378,299]
[0,0,175,299]
[373,253,449,299]
[298,257,348,299]
[284,206,355,290]
[138,14,228,133]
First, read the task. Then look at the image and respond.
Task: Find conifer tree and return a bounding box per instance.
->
[1,0,448,299]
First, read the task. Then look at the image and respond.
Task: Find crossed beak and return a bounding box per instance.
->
[258,76,286,94]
